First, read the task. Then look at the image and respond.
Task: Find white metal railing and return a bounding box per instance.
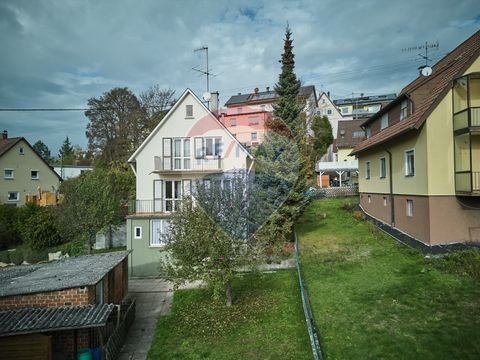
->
[154,156,222,172]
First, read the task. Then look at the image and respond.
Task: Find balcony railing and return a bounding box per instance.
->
[453,107,480,131]
[154,156,223,172]
[128,199,185,214]
[455,171,480,194]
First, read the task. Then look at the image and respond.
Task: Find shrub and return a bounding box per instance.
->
[25,208,64,250]
[0,250,10,264]
[430,250,480,280]
[24,249,48,264]
[8,249,24,265]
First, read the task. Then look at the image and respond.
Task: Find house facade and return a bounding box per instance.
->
[351,30,480,246]
[334,93,396,120]
[0,251,130,360]
[220,85,318,148]
[127,89,253,276]
[0,131,62,206]
[317,91,353,140]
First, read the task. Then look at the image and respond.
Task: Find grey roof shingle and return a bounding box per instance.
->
[0,251,130,298]
[224,85,316,106]
[0,304,114,337]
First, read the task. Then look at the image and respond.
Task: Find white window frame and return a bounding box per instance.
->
[366,127,371,138]
[164,180,182,212]
[173,138,191,170]
[400,100,408,121]
[205,137,222,158]
[406,199,414,217]
[31,170,40,180]
[365,161,371,180]
[380,113,389,130]
[248,116,259,125]
[251,132,257,141]
[379,157,386,178]
[150,219,170,247]
[342,107,349,114]
[134,226,142,239]
[230,118,236,127]
[383,197,387,207]
[405,149,415,176]
[19,147,24,155]
[4,168,14,179]
[185,104,193,118]
[7,191,19,202]
[327,109,332,115]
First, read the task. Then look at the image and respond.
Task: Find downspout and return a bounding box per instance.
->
[385,149,395,227]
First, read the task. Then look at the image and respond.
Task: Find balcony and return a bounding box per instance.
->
[453,107,480,131]
[154,156,223,174]
[128,199,182,215]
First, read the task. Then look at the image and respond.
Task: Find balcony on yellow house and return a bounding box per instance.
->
[453,73,480,195]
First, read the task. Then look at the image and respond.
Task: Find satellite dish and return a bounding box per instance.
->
[421,66,432,77]
[202,92,211,101]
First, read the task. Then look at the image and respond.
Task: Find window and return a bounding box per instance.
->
[353,131,364,138]
[205,137,222,157]
[151,220,170,247]
[164,180,182,212]
[368,195,371,203]
[251,132,257,141]
[365,127,371,138]
[173,138,191,170]
[406,199,414,217]
[185,104,193,117]
[19,147,24,155]
[405,149,415,176]
[400,100,408,120]
[380,113,389,130]
[95,280,104,304]
[4,169,14,179]
[162,138,172,169]
[134,226,142,239]
[327,109,332,115]
[31,170,39,180]
[248,117,259,125]
[342,107,349,114]
[230,118,237,127]
[7,191,19,202]
[379,157,386,178]
[365,161,371,179]
[194,137,204,159]
[237,107,243,114]
[383,197,387,207]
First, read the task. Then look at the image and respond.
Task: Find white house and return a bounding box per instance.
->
[126,88,253,276]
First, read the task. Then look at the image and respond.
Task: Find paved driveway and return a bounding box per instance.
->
[118,278,174,360]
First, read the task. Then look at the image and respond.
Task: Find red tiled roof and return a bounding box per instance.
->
[0,137,22,158]
[352,30,480,155]
[336,120,366,149]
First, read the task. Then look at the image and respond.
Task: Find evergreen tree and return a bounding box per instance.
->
[32,140,52,163]
[58,136,75,165]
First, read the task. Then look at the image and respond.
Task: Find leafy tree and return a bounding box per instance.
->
[58,136,75,165]
[24,207,63,250]
[32,140,52,163]
[140,86,176,134]
[58,168,129,253]
[311,115,333,159]
[85,87,147,163]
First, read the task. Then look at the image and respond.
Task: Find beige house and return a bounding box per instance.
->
[126,89,253,276]
[0,131,61,206]
[351,30,480,246]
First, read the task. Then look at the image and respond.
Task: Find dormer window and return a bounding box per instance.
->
[380,113,389,130]
[185,105,193,118]
[365,127,371,138]
[400,100,408,120]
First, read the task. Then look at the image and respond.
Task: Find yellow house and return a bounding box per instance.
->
[0,132,62,206]
[351,30,480,246]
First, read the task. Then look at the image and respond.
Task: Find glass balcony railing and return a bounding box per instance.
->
[453,107,480,131]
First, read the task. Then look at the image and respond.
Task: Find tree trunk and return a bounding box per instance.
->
[225,281,232,307]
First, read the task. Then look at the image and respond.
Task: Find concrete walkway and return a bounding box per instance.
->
[118,278,174,360]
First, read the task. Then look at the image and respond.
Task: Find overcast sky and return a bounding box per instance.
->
[0,0,479,155]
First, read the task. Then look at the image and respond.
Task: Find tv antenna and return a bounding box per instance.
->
[402,40,439,76]
[192,46,216,93]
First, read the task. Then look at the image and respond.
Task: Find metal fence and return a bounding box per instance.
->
[316,185,358,198]
[294,229,323,360]
[104,298,136,360]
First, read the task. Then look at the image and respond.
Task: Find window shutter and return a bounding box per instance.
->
[163,138,172,170]
[195,137,204,159]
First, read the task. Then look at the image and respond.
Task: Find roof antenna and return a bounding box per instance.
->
[192,46,218,108]
[402,40,439,76]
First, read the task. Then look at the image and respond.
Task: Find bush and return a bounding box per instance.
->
[0,250,10,264]
[8,249,24,265]
[24,249,48,264]
[430,250,480,280]
[0,226,22,250]
[25,208,64,250]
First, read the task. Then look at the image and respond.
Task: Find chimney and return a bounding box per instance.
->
[1,130,7,140]
[327,91,330,98]
[210,92,219,113]
[266,86,270,92]
[254,87,259,94]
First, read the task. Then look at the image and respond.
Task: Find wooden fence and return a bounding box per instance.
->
[104,298,136,360]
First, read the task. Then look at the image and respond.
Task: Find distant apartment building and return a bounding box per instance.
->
[334,93,396,121]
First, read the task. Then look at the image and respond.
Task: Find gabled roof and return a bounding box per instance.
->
[128,88,252,162]
[0,251,130,298]
[0,304,114,337]
[336,120,366,149]
[352,30,480,155]
[0,136,63,181]
[224,85,316,107]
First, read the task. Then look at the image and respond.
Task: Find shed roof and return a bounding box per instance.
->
[0,304,114,337]
[352,29,480,155]
[0,251,130,298]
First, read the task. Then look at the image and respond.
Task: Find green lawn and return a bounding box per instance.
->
[297,197,480,359]
[147,270,312,360]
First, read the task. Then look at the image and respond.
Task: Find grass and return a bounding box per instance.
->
[147,270,312,360]
[297,197,480,359]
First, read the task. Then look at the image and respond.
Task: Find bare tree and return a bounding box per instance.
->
[139,85,176,134]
